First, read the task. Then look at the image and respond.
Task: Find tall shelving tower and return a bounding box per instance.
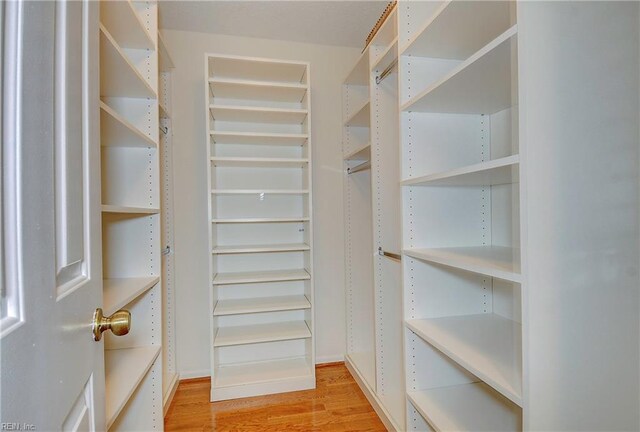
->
[98,1,163,430]
[205,55,315,401]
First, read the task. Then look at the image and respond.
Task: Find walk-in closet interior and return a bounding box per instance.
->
[0,1,638,431]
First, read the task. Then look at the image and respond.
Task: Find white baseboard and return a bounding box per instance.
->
[163,373,180,416]
[345,355,401,432]
[178,369,211,380]
[315,354,345,364]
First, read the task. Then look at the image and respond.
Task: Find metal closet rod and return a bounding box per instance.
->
[376,59,398,85]
[378,247,401,260]
[347,160,371,174]
[159,126,168,135]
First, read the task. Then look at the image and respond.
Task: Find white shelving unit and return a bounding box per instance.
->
[206,54,315,401]
[99,1,162,430]
[399,1,522,430]
[158,29,178,414]
[342,6,405,431]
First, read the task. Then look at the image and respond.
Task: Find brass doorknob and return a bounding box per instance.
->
[92,308,131,341]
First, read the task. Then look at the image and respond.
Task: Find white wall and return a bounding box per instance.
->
[162,29,360,377]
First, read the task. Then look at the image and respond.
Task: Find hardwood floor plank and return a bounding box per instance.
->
[164,363,387,431]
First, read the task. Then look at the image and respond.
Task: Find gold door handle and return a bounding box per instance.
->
[92,308,131,341]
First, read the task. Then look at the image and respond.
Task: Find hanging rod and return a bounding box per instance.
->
[347,160,371,174]
[375,59,398,85]
[378,247,401,261]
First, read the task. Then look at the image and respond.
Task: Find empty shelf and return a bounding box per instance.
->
[209,78,307,103]
[103,277,159,316]
[212,217,309,224]
[344,101,370,127]
[211,131,308,146]
[372,37,398,74]
[105,346,160,429]
[209,56,307,84]
[402,26,517,115]
[407,314,522,406]
[408,383,521,432]
[214,321,311,347]
[213,269,311,285]
[100,102,157,148]
[100,25,156,99]
[404,246,520,283]
[211,189,309,195]
[214,357,313,389]
[211,157,308,168]
[344,51,370,85]
[344,144,371,161]
[214,295,311,316]
[101,204,159,214]
[212,243,310,254]
[402,155,519,186]
[209,105,308,124]
[158,32,174,71]
[100,0,154,49]
[402,1,513,60]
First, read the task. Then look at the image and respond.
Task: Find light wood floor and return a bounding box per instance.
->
[164,363,387,431]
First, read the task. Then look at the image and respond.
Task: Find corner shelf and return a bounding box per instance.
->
[408,382,521,432]
[212,269,311,285]
[211,189,309,195]
[209,55,307,84]
[105,346,161,430]
[103,277,159,316]
[213,295,311,316]
[401,26,517,114]
[372,37,398,74]
[99,25,156,99]
[404,246,521,283]
[101,204,159,214]
[344,101,370,127]
[209,78,307,103]
[210,131,308,146]
[344,50,370,86]
[344,143,371,161]
[213,321,311,347]
[212,243,310,254]
[209,105,308,124]
[100,102,157,149]
[402,155,519,187]
[210,157,309,168]
[211,217,310,224]
[406,314,522,406]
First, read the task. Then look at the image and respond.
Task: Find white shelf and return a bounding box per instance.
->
[212,217,309,224]
[209,105,308,125]
[344,143,371,161]
[211,131,308,146]
[401,26,517,115]
[212,243,310,254]
[344,50,370,86]
[401,1,513,60]
[209,78,307,103]
[213,269,311,285]
[213,295,311,316]
[158,32,174,71]
[99,25,156,99]
[105,346,161,429]
[100,0,154,50]
[406,314,522,406]
[103,277,159,316]
[402,155,519,186]
[369,7,397,49]
[214,321,311,347]
[210,157,308,168]
[404,246,520,283]
[372,37,398,74]
[209,55,307,84]
[211,189,309,195]
[214,357,313,388]
[159,103,170,120]
[101,204,159,214]
[100,102,157,148]
[408,383,521,432]
[344,101,370,127]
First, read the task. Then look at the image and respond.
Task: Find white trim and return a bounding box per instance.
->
[178,370,211,380]
[162,373,179,416]
[315,354,344,364]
